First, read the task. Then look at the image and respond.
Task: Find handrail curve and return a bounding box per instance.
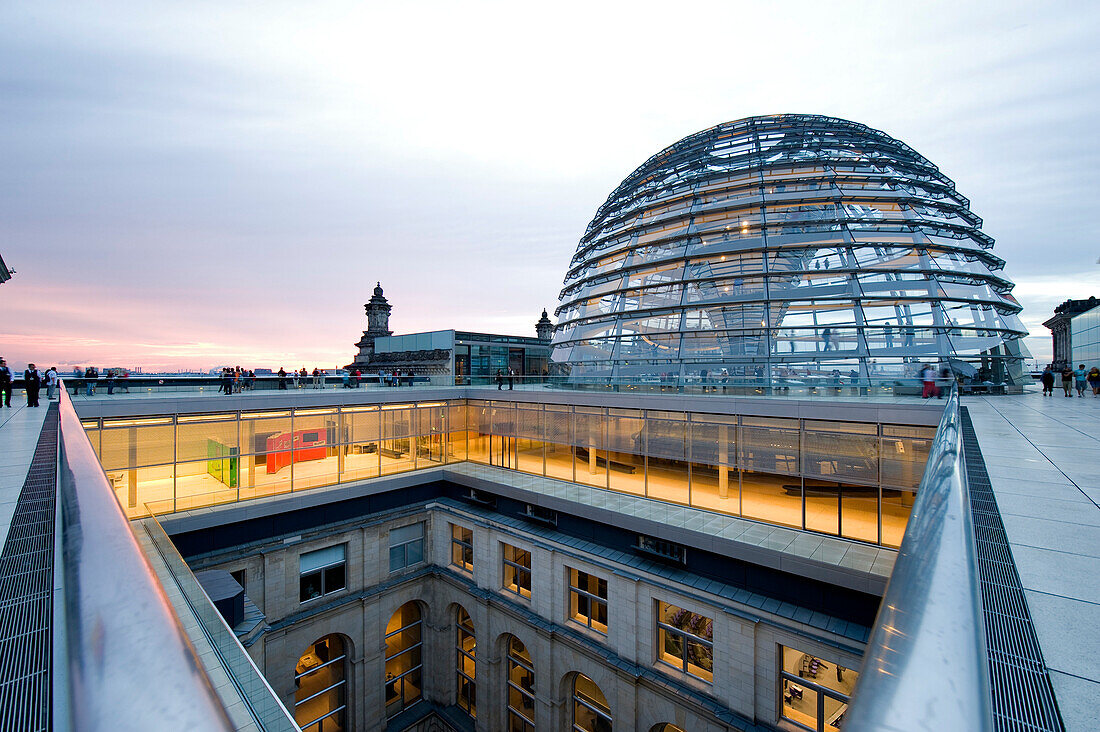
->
[844,385,992,731]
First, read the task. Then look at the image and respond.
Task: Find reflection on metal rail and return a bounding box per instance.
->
[844,385,992,731]
[55,382,233,730]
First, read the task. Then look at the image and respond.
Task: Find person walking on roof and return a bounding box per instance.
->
[1040,366,1055,396]
[496,369,504,390]
[1088,367,1100,396]
[1061,366,1074,397]
[1074,364,1088,397]
[921,363,939,399]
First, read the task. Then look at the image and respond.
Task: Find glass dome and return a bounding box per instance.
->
[551,114,1029,386]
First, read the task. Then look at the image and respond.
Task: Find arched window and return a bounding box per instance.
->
[294,635,347,732]
[650,725,685,732]
[456,607,476,717]
[505,635,535,732]
[572,673,611,732]
[385,602,423,718]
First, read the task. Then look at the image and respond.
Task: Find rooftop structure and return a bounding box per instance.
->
[347,286,553,383]
[552,115,1031,390]
[1043,296,1099,369]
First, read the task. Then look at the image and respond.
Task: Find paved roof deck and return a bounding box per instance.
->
[965,393,1100,731]
[0,403,51,548]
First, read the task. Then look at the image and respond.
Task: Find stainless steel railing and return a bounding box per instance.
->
[844,385,992,731]
[55,383,234,731]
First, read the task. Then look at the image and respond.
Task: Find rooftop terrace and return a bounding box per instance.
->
[0,383,1093,729]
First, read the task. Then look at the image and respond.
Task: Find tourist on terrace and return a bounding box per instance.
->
[0,358,12,408]
[1088,367,1100,395]
[353,369,361,387]
[508,368,515,390]
[278,367,287,389]
[921,363,939,399]
[1074,364,1087,397]
[23,364,41,407]
[496,369,504,390]
[1060,366,1074,397]
[45,366,58,401]
[1040,367,1055,396]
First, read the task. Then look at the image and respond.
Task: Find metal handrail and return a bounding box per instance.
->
[844,385,992,731]
[54,382,233,731]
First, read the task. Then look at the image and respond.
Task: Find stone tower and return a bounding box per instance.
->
[536,308,554,342]
[351,283,393,367]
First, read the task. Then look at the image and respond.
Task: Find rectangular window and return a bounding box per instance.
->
[568,568,608,634]
[779,645,858,732]
[456,609,476,718]
[451,524,474,572]
[299,544,346,603]
[501,543,532,599]
[656,601,713,682]
[389,523,425,573]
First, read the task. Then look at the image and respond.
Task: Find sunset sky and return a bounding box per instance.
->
[2,1,1098,371]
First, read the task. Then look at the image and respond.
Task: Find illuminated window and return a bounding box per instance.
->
[501,543,532,599]
[568,568,608,634]
[572,673,611,732]
[451,524,474,572]
[389,523,424,573]
[779,645,858,732]
[299,545,346,603]
[456,607,476,718]
[294,635,347,732]
[385,602,423,718]
[656,601,713,682]
[506,635,536,732]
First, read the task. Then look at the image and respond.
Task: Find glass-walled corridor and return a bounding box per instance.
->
[80,398,932,547]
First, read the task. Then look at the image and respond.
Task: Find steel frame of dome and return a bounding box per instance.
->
[551,114,1030,386]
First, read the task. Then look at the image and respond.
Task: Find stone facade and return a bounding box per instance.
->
[351,283,395,369]
[1043,296,1098,369]
[194,501,865,732]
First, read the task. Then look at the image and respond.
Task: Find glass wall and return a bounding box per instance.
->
[88,401,464,519]
[84,398,933,547]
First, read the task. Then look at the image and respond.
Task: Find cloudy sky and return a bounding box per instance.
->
[1,1,1097,371]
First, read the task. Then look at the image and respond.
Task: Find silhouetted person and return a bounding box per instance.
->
[1040,367,1054,397]
[496,369,504,390]
[278,367,287,389]
[24,363,41,407]
[0,358,12,407]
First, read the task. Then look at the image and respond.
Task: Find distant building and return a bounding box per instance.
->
[1043,296,1099,368]
[0,253,12,284]
[351,282,394,365]
[347,286,552,382]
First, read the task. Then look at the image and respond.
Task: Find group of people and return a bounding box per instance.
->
[0,359,61,407]
[73,366,130,396]
[381,369,417,387]
[220,366,256,395]
[496,368,517,390]
[1039,364,1100,397]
